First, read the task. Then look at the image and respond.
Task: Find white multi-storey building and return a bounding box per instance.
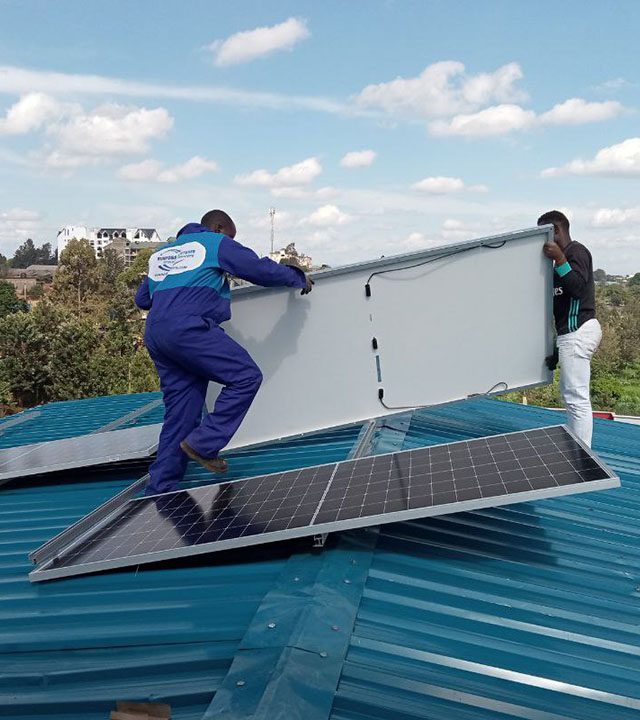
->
[57,226,162,258]
[268,242,313,271]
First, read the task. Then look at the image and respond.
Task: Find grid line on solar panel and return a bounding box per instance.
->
[310,425,607,525]
[42,426,615,576]
[54,462,337,568]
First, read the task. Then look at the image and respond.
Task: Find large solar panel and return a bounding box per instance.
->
[0,424,159,485]
[29,426,619,582]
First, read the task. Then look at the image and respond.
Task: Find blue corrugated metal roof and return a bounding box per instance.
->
[0,392,162,448]
[331,399,640,720]
[0,413,362,720]
[2,395,640,719]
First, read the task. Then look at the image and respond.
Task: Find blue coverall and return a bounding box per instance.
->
[135,223,307,495]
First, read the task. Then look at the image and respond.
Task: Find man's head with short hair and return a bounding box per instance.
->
[201,209,236,239]
[537,209,571,247]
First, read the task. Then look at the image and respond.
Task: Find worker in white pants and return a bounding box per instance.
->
[538,210,600,447]
[557,318,602,447]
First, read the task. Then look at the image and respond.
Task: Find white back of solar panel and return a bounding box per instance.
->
[207,226,555,449]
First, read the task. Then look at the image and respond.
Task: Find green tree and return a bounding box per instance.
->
[11,238,39,268]
[594,268,606,283]
[119,247,155,287]
[35,242,56,265]
[98,248,125,296]
[49,315,101,400]
[52,239,100,311]
[26,283,44,300]
[0,306,53,406]
[0,253,8,278]
[629,272,640,288]
[0,280,28,318]
[604,284,628,308]
[10,238,57,268]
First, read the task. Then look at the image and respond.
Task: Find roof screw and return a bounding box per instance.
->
[331,625,340,631]
[343,578,352,584]
[351,559,357,565]
[267,622,276,629]
[319,651,328,658]
[236,680,246,687]
[293,576,300,582]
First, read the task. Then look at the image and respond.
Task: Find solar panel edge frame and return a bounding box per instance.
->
[28,471,619,583]
[28,424,621,583]
[134,423,595,503]
[0,409,41,436]
[0,425,160,485]
[27,419,377,567]
[28,475,149,565]
[564,424,621,480]
[29,419,378,565]
[92,397,164,434]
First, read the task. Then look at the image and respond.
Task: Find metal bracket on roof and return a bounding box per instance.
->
[347,419,378,460]
[313,533,328,548]
[0,410,41,435]
[373,412,412,454]
[92,398,163,434]
[308,420,378,551]
[29,473,148,566]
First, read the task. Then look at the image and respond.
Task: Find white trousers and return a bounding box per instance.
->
[557,318,602,447]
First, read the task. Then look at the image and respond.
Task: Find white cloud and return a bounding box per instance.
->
[248,209,295,230]
[591,207,640,227]
[400,232,442,251]
[592,78,635,93]
[355,60,626,137]
[411,176,488,194]
[442,218,474,238]
[270,185,337,199]
[235,157,322,188]
[542,137,640,178]
[209,18,310,66]
[405,232,427,248]
[118,158,163,181]
[48,104,173,166]
[1,94,174,168]
[0,208,44,254]
[119,155,218,183]
[158,156,218,182]
[0,65,347,115]
[356,61,526,119]
[269,186,309,199]
[539,98,624,126]
[340,150,377,168]
[0,92,73,134]
[302,204,352,226]
[429,104,536,137]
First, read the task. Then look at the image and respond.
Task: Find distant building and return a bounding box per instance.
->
[99,237,166,268]
[5,264,58,300]
[6,265,58,280]
[269,243,313,271]
[57,226,162,259]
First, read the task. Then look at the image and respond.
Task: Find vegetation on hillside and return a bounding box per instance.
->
[503,281,640,415]
[0,241,158,410]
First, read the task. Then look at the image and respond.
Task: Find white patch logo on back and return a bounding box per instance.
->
[149,242,206,281]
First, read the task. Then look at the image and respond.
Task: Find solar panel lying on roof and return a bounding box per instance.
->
[0,424,159,485]
[29,426,619,582]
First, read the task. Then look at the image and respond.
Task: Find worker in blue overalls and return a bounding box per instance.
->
[135,209,313,495]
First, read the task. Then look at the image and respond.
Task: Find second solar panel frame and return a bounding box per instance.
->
[29,425,620,582]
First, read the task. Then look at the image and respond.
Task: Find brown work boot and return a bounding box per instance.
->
[180,440,229,474]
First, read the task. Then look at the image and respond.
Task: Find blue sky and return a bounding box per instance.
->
[0,0,639,272]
